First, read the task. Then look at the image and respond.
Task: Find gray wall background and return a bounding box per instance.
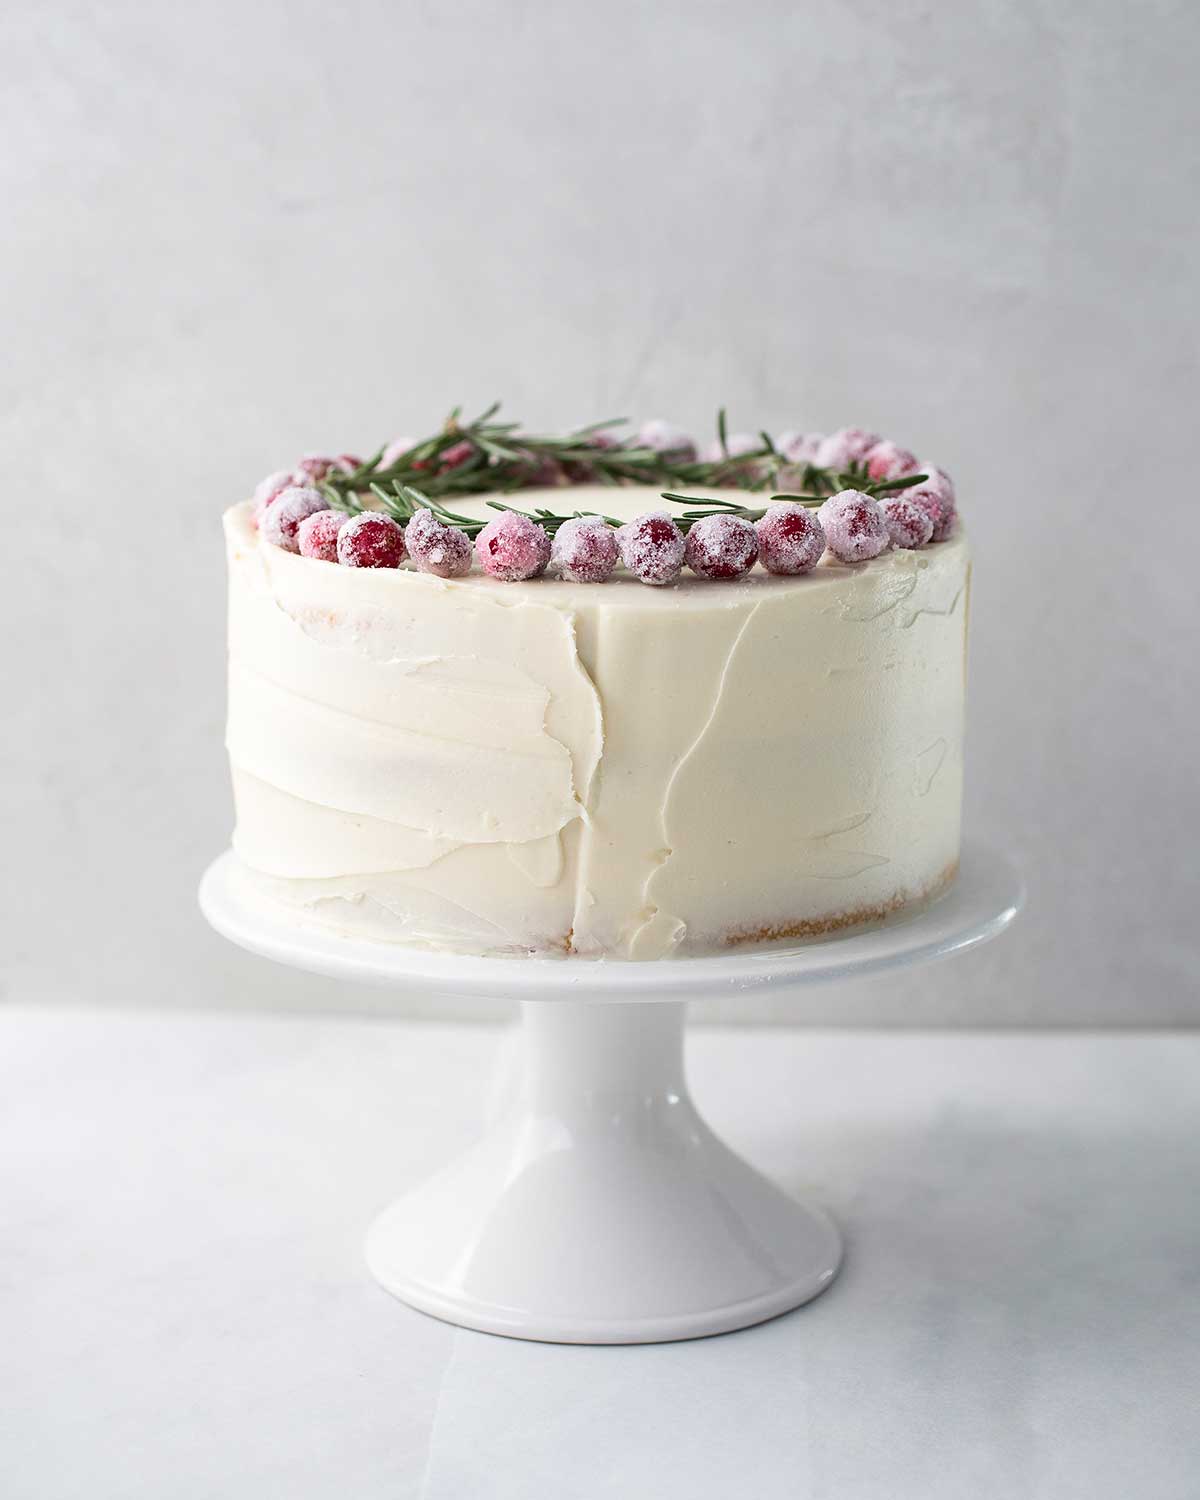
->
[6,0,1198,1024]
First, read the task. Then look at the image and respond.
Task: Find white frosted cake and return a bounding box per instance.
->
[224,416,967,959]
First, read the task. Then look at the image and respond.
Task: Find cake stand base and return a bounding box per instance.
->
[365,1000,840,1343]
[200,842,1022,1344]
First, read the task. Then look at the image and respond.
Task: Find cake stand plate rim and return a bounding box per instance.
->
[198,838,1022,1001]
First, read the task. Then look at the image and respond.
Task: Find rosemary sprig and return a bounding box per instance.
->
[315,404,927,538]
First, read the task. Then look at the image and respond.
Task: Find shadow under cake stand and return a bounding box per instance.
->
[199,841,1021,1345]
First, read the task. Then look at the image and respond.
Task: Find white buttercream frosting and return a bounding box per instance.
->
[224,487,970,958]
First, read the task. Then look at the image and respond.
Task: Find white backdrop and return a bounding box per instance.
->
[6,0,1198,1023]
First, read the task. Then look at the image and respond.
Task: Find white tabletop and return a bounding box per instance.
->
[4,1007,1198,1499]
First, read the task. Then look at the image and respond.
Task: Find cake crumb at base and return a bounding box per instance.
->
[719,861,959,949]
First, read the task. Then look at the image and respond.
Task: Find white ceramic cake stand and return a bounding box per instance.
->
[199,841,1021,1344]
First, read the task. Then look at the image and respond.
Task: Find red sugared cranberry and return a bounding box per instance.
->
[336,511,407,569]
[756,503,826,575]
[635,420,697,463]
[296,508,350,562]
[551,516,619,583]
[864,440,920,482]
[817,489,890,562]
[776,431,823,465]
[616,512,686,586]
[699,432,761,463]
[439,439,476,472]
[907,465,957,540]
[685,513,759,579]
[252,469,294,529]
[814,427,882,472]
[474,511,551,581]
[261,486,327,552]
[292,454,337,484]
[404,510,473,578]
[880,494,934,549]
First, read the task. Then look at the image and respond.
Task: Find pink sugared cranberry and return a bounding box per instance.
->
[635,420,697,462]
[814,427,882,472]
[880,494,933,550]
[261,486,327,552]
[252,469,294,528]
[864,440,920,482]
[685,514,759,579]
[474,511,551,581]
[906,466,957,541]
[617,512,685,586]
[404,510,473,578]
[551,516,619,583]
[293,453,338,484]
[699,432,761,463]
[817,489,890,562]
[776,431,824,465]
[297,507,350,562]
[380,436,416,468]
[336,511,407,569]
[439,439,476,472]
[756,503,826,575]
[514,452,566,487]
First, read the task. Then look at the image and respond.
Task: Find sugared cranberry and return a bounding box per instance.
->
[297,508,350,562]
[252,469,294,528]
[474,511,551,581]
[814,427,882,472]
[880,494,934,549]
[336,511,407,569]
[563,428,621,481]
[864,440,920,482]
[616,512,686,586]
[513,452,566,487]
[756,503,826,575]
[635,420,697,463]
[380,436,416,468]
[775,431,824,465]
[439,439,476,472]
[817,489,890,562]
[685,514,759,579]
[551,516,619,583]
[699,432,761,463]
[404,510,473,578]
[292,454,337,484]
[906,470,957,541]
[261,486,327,552]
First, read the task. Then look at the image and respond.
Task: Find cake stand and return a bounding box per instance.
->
[199,841,1021,1344]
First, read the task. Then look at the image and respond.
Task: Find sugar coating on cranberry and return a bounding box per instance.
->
[818,489,890,562]
[336,511,407,569]
[292,453,338,484]
[551,516,619,583]
[756,503,826,575]
[439,439,475,472]
[699,432,761,463]
[918,464,956,507]
[617,512,685,586]
[261,486,327,552]
[635,419,697,462]
[297,508,350,562]
[815,427,882,472]
[685,513,759,580]
[251,470,294,529]
[881,495,934,550]
[474,511,551,581]
[864,440,920,482]
[906,480,957,541]
[776,431,824,465]
[404,510,473,578]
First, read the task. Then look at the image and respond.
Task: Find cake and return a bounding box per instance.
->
[224,414,967,959]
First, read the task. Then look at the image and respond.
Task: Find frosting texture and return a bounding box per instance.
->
[224,486,969,957]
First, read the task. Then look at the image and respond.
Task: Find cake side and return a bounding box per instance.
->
[225,486,969,958]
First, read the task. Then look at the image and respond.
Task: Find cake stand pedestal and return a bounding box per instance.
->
[199,842,1021,1344]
